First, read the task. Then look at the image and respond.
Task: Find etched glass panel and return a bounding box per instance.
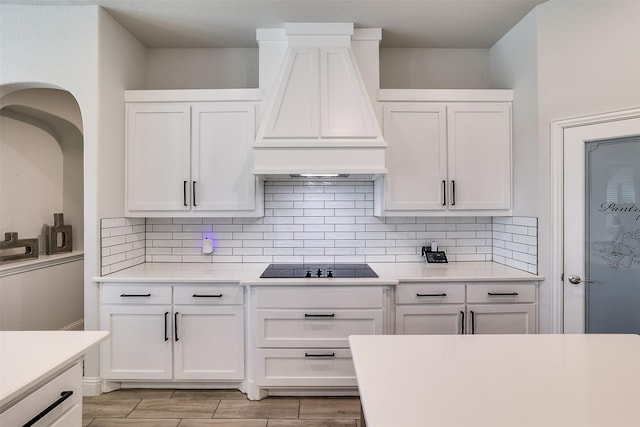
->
[586,136,640,333]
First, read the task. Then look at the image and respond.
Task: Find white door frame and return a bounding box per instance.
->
[550,107,640,333]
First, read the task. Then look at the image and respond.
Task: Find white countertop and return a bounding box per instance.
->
[0,331,109,409]
[95,262,541,284]
[350,334,640,427]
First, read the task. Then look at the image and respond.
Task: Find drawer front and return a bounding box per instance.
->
[174,285,244,305]
[256,309,383,348]
[466,283,536,303]
[254,348,356,387]
[102,284,172,304]
[1,362,82,427]
[254,286,384,308]
[396,283,465,304]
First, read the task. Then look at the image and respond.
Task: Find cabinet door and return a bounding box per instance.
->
[382,103,447,212]
[173,305,244,380]
[466,304,536,334]
[126,103,191,212]
[447,103,511,210]
[395,305,465,335]
[191,103,258,212]
[101,305,173,380]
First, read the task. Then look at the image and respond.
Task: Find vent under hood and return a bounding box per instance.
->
[254,23,387,179]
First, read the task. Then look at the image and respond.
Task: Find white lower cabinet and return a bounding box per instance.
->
[100,283,244,382]
[252,286,386,389]
[0,362,82,427]
[395,282,537,335]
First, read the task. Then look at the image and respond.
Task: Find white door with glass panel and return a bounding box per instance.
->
[563,117,640,333]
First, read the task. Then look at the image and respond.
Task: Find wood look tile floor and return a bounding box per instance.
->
[83,389,362,427]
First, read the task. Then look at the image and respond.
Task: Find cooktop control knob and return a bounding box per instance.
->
[305,269,312,278]
[316,268,323,277]
[327,270,333,278]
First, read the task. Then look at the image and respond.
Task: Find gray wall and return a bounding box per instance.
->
[144,47,493,90]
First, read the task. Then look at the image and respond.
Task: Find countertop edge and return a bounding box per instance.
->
[93,262,543,284]
[0,331,110,410]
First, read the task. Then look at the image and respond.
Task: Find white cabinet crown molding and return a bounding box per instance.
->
[124,89,262,103]
[378,89,513,103]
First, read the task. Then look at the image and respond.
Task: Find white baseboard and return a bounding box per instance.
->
[83,376,102,396]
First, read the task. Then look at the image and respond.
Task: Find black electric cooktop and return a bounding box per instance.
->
[260,263,378,279]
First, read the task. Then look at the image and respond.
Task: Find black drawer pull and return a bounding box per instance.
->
[120,293,151,297]
[442,180,447,206]
[183,180,188,206]
[23,390,73,427]
[470,310,476,334]
[193,294,223,298]
[451,180,456,206]
[460,311,465,334]
[487,292,519,296]
[304,313,335,318]
[174,312,179,341]
[416,293,447,297]
[164,311,169,341]
[305,352,336,358]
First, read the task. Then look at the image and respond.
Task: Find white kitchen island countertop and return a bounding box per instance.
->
[350,334,640,427]
[0,330,109,410]
[95,261,541,284]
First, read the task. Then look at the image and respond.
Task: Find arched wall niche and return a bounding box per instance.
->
[0,86,84,253]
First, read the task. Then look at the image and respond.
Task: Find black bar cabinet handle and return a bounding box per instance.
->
[193,294,223,298]
[183,180,188,206]
[304,313,335,318]
[488,292,519,296]
[164,311,169,341]
[451,180,456,206]
[470,310,475,334]
[460,311,465,334]
[120,293,151,297]
[23,390,74,427]
[416,293,447,297]
[305,352,336,358]
[174,312,179,341]
[442,180,447,206]
[193,181,197,207]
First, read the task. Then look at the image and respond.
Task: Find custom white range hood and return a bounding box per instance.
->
[253,23,387,179]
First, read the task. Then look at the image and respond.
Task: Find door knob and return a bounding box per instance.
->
[568,275,593,285]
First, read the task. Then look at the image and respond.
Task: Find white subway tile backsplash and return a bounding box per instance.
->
[492,216,537,274]
[101,183,538,275]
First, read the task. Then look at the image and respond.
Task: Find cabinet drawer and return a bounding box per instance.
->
[102,284,172,304]
[254,348,356,387]
[466,283,536,303]
[256,309,383,348]
[253,286,384,308]
[173,285,243,305]
[0,362,82,427]
[396,283,465,304]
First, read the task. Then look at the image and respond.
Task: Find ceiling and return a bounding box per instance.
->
[3,0,548,48]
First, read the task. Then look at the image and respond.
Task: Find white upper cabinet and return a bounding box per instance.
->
[376,90,512,216]
[381,103,448,212]
[126,103,191,212]
[447,103,512,211]
[191,103,258,212]
[125,90,263,217]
